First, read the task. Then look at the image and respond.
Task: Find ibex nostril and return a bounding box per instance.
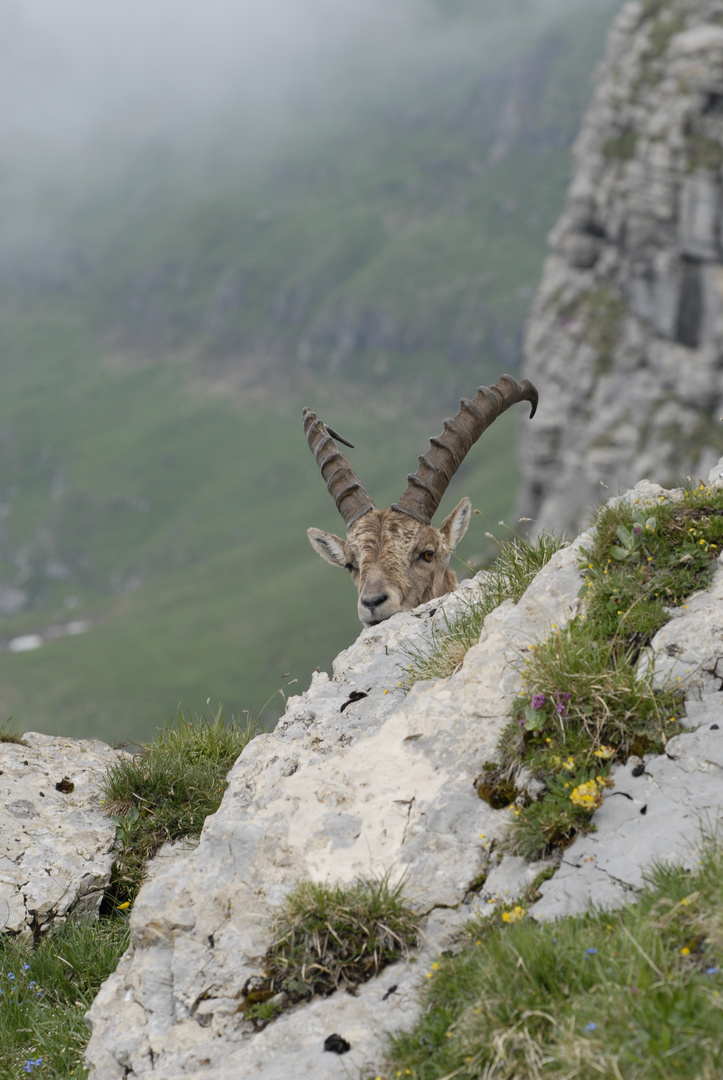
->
[361,593,388,610]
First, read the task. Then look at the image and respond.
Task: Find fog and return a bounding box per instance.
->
[2,0,606,154]
[2,0,438,149]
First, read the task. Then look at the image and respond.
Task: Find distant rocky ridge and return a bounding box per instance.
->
[81,459,723,1080]
[518,0,723,537]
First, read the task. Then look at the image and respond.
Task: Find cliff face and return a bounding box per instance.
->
[518,0,723,537]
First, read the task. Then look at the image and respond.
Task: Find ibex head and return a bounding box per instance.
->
[304,374,538,627]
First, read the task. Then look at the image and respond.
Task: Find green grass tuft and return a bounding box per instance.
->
[243,875,418,1028]
[101,705,257,906]
[0,720,26,746]
[385,839,723,1080]
[499,480,723,859]
[0,916,129,1079]
[582,482,723,646]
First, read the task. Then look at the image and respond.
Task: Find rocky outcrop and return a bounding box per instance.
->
[0,733,127,936]
[83,462,723,1080]
[83,551,584,1079]
[518,0,723,537]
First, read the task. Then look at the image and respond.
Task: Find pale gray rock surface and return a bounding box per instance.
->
[0,733,127,936]
[84,462,723,1080]
[83,460,723,1080]
[84,542,586,1080]
[517,0,723,537]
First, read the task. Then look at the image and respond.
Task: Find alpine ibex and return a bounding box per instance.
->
[304,374,538,626]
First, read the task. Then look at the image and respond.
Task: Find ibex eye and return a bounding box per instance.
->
[421,550,435,563]
[345,563,358,573]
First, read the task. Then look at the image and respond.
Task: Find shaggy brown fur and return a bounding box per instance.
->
[308,500,470,626]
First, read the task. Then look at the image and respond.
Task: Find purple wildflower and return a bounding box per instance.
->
[531,693,546,710]
[584,1022,597,1032]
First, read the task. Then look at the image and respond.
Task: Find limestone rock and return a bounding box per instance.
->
[84,542,588,1079]
[0,733,127,936]
[517,0,723,538]
[83,459,723,1079]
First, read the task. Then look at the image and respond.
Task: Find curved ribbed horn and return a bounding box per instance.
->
[303,407,376,528]
[392,374,538,524]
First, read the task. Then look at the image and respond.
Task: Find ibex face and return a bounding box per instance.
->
[308,501,471,627]
[304,374,538,626]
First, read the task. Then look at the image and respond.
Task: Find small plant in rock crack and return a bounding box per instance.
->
[505,764,615,861]
[494,620,683,860]
[609,511,658,563]
[242,875,419,1029]
[110,805,140,850]
[492,480,723,861]
[578,481,723,651]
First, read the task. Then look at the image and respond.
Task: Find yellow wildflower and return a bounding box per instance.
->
[502,906,526,924]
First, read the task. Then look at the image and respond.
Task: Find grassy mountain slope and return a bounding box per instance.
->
[0,1,621,742]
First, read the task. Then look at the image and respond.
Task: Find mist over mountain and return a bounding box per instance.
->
[3,0,622,402]
[0,0,622,741]
[2,0,603,150]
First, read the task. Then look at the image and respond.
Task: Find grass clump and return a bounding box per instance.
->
[496,481,723,859]
[243,875,418,1029]
[601,128,638,161]
[582,482,723,645]
[401,531,566,687]
[384,839,723,1080]
[497,621,680,859]
[102,705,257,907]
[0,719,27,745]
[0,916,129,1079]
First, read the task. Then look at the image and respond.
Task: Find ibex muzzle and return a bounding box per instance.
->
[304,374,538,626]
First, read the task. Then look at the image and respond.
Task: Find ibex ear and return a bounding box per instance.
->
[440,497,471,550]
[307,527,349,568]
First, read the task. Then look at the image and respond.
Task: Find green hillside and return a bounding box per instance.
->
[0,1,622,742]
